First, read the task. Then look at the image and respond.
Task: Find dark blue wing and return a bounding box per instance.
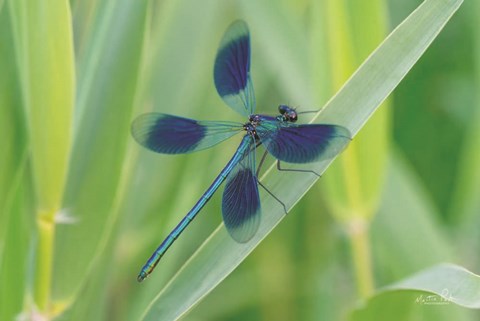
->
[257,122,351,163]
[222,136,260,242]
[131,113,243,154]
[214,20,256,117]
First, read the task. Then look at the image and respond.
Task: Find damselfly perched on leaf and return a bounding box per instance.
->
[132,20,351,282]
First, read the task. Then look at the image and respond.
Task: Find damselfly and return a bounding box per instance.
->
[132,20,351,282]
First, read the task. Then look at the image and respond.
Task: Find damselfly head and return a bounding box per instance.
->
[278,105,297,122]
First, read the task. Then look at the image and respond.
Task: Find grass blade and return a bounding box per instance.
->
[319,0,390,299]
[321,0,390,222]
[140,0,463,320]
[51,1,149,309]
[351,264,480,321]
[448,0,480,223]
[383,264,480,308]
[8,0,75,312]
[8,0,74,215]
[0,171,32,321]
[0,7,31,321]
[383,264,480,309]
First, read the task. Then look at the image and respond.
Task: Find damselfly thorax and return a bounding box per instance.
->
[244,105,299,138]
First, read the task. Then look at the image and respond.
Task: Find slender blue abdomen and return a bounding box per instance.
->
[137,135,253,282]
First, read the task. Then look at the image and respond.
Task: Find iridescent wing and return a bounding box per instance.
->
[131,113,243,154]
[214,20,256,117]
[222,136,261,242]
[257,121,351,163]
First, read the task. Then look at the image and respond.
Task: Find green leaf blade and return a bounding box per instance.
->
[351,264,480,321]
[51,0,149,309]
[9,0,75,213]
[384,264,480,308]
[8,0,75,311]
[320,0,390,223]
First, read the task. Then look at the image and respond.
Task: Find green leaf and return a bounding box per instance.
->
[0,8,30,321]
[319,0,390,299]
[8,0,75,311]
[385,264,480,308]
[140,0,463,320]
[448,0,480,224]
[321,0,390,222]
[0,1,26,256]
[351,264,480,320]
[50,0,149,310]
[0,174,33,321]
[8,0,74,214]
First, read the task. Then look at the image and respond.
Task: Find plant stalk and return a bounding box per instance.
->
[347,218,374,300]
[34,210,55,312]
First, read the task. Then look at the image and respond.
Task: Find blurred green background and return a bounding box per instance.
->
[0,0,478,320]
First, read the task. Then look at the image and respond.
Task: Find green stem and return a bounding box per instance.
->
[34,210,55,312]
[347,218,374,300]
